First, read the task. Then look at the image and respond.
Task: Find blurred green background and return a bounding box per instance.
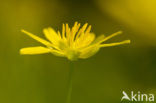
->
[0,0,156,103]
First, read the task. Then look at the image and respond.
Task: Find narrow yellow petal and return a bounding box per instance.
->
[83,33,95,45]
[21,29,51,46]
[20,46,51,55]
[100,31,122,43]
[50,49,65,57]
[91,34,105,45]
[43,28,60,45]
[100,40,131,47]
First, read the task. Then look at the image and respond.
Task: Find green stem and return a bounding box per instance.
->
[66,61,74,103]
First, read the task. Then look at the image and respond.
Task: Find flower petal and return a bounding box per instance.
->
[79,45,100,59]
[50,49,65,57]
[20,46,51,55]
[82,33,95,46]
[21,29,51,46]
[100,40,131,47]
[91,34,105,44]
[43,27,61,45]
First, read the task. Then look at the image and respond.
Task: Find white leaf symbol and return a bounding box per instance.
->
[121,91,130,101]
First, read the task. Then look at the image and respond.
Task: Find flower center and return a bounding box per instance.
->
[66,49,80,61]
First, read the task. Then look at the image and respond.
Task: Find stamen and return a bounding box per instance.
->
[77,23,81,31]
[66,23,69,37]
[66,23,71,45]
[58,31,61,38]
[76,23,88,40]
[81,23,88,33]
[75,23,81,36]
[72,22,78,36]
[62,24,65,39]
[85,25,91,34]
[70,22,78,45]
[72,22,78,32]
[73,23,81,42]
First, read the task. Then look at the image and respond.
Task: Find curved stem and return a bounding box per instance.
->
[66,61,74,103]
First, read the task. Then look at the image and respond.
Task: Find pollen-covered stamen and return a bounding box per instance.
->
[72,22,78,33]
[75,23,88,40]
[72,23,80,41]
[69,22,78,46]
[75,33,95,49]
[57,31,61,38]
[66,24,72,46]
[85,25,92,34]
[82,25,92,40]
[71,22,78,42]
[62,24,66,40]
[66,24,70,39]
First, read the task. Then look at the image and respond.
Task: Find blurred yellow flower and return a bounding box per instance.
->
[20,22,130,61]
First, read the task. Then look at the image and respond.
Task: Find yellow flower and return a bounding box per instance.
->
[20,22,130,61]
